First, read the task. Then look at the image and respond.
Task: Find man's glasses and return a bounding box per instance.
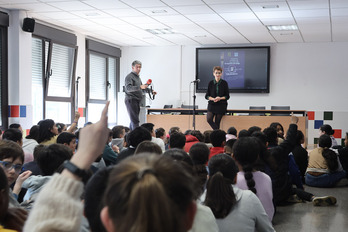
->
[0,161,23,173]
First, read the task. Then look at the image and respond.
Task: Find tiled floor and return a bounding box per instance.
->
[273,185,348,232]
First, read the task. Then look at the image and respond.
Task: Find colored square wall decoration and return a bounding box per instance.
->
[323,111,333,120]
[10,105,20,117]
[314,120,324,129]
[333,129,342,139]
[78,108,85,117]
[20,106,26,117]
[307,111,315,120]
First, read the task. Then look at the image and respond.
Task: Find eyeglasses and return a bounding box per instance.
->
[0,161,23,173]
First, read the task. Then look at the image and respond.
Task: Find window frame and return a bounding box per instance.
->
[32,24,77,123]
[0,12,8,128]
[86,39,121,125]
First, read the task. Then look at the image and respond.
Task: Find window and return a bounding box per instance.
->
[86,40,121,125]
[0,12,8,128]
[31,24,77,124]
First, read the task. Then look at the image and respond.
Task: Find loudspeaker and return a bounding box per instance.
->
[22,18,35,33]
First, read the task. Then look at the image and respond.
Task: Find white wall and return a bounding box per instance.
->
[119,42,348,114]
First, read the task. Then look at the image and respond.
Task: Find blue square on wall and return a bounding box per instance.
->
[314,120,324,129]
[20,106,26,117]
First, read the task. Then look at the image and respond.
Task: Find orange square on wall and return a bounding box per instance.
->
[307,111,315,120]
[333,129,342,139]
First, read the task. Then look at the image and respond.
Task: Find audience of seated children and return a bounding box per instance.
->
[204,154,275,232]
[248,126,262,137]
[101,129,119,166]
[22,125,39,163]
[189,142,210,197]
[208,129,226,160]
[111,125,126,152]
[264,116,337,206]
[319,124,338,147]
[0,167,28,231]
[134,141,162,155]
[37,119,59,145]
[24,104,198,232]
[169,132,186,150]
[0,140,32,207]
[226,126,237,141]
[57,132,77,153]
[292,130,308,183]
[141,123,165,152]
[21,144,73,209]
[163,148,219,232]
[305,134,346,187]
[116,126,152,164]
[232,137,274,222]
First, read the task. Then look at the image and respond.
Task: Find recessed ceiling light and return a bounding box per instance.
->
[267,25,298,31]
[151,10,167,14]
[145,28,175,34]
[262,5,279,9]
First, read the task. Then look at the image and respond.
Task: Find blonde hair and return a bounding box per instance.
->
[103,154,195,232]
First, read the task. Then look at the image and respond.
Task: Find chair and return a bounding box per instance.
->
[271,106,290,116]
[249,106,266,116]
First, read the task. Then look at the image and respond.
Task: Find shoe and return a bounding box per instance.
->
[312,196,337,206]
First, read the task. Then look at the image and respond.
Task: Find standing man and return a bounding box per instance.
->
[124,60,148,130]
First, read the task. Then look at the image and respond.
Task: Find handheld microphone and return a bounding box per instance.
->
[146,79,152,85]
[191,79,200,83]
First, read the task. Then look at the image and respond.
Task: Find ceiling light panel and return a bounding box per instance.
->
[248,1,289,12]
[267,25,298,30]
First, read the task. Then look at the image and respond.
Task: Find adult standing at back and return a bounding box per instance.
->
[205,66,230,130]
[124,60,149,130]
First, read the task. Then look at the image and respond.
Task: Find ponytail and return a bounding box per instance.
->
[242,164,257,194]
[322,148,339,172]
[204,171,236,218]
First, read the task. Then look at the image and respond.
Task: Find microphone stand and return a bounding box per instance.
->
[192,81,197,130]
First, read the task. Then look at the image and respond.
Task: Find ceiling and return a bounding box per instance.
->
[1,0,348,47]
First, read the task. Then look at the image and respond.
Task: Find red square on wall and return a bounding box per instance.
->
[78,108,85,117]
[307,111,315,120]
[10,105,20,117]
[333,129,342,139]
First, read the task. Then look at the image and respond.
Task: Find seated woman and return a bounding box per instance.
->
[306,134,346,187]
[204,154,274,232]
[37,119,59,145]
[24,102,197,232]
[232,137,274,222]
